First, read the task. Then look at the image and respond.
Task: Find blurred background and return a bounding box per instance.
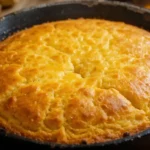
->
[0,0,63,16]
[0,0,150,17]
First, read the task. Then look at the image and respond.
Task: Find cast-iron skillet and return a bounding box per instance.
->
[0,0,150,149]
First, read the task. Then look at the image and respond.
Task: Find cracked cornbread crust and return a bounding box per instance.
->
[0,19,150,144]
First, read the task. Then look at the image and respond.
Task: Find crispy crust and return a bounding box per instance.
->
[0,19,150,144]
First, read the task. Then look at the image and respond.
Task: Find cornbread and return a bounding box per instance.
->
[0,19,150,144]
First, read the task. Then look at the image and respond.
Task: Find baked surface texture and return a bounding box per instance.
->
[0,19,150,144]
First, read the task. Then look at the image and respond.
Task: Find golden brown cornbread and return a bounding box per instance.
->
[0,19,150,144]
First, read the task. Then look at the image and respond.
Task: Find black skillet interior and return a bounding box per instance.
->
[0,0,150,149]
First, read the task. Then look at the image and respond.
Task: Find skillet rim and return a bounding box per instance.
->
[0,0,150,148]
[0,0,150,22]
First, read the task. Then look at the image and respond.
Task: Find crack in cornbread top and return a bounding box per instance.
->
[0,19,150,144]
